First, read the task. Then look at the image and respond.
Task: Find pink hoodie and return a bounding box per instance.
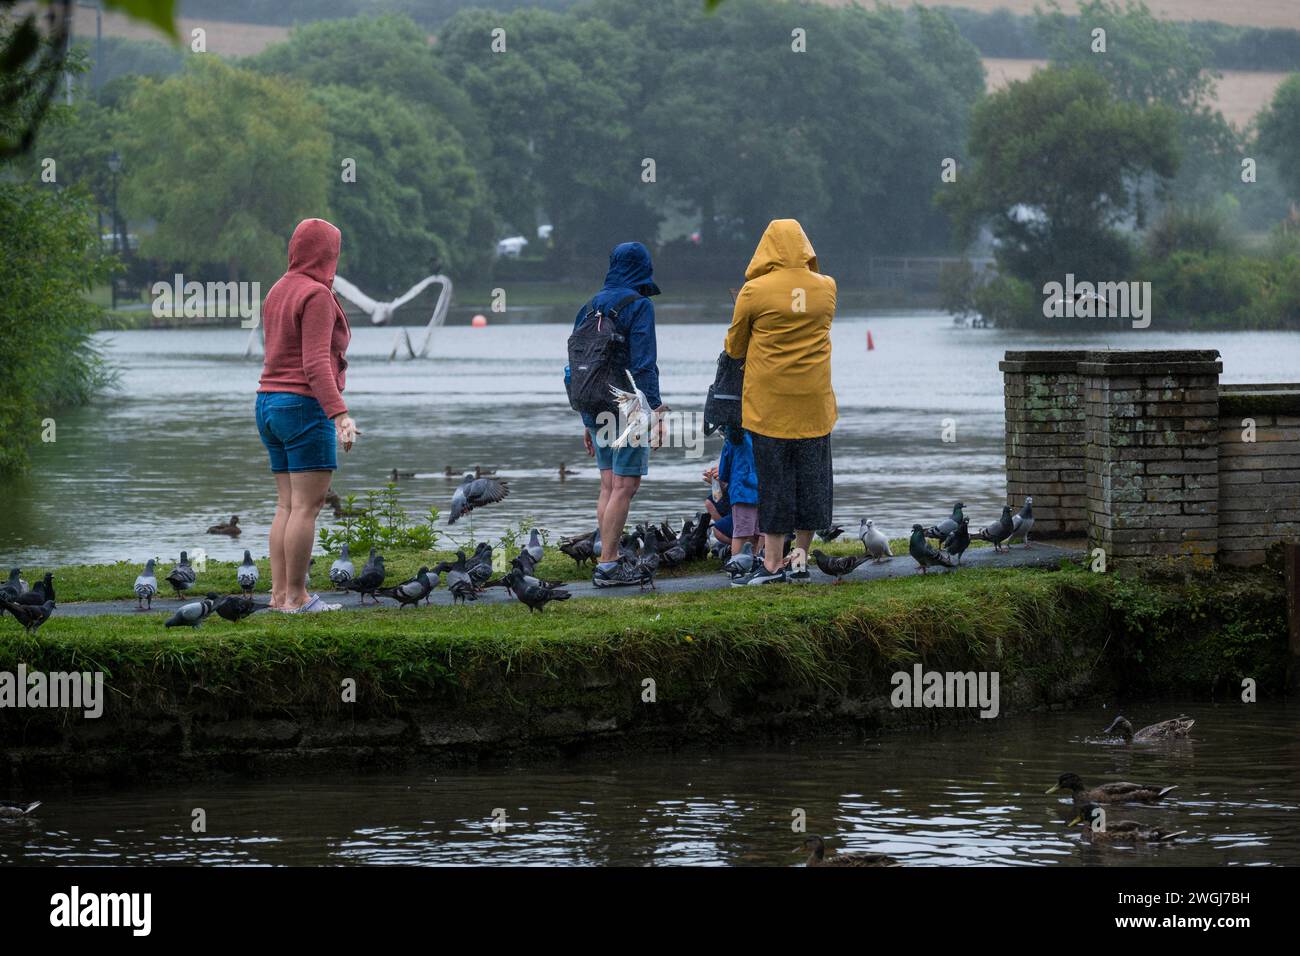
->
[258,218,352,419]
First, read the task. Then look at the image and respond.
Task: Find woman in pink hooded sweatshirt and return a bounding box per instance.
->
[256,218,358,613]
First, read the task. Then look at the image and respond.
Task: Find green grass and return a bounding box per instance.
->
[40,535,988,604]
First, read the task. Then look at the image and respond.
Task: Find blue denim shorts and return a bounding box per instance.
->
[588,427,649,477]
[255,392,337,473]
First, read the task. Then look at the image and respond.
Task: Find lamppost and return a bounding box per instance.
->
[108,148,122,309]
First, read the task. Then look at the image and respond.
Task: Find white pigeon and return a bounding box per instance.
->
[860,519,893,562]
[133,558,158,610]
[608,370,651,449]
[236,550,259,595]
[332,274,442,326]
[1010,496,1035,547]
[329,542,355,586]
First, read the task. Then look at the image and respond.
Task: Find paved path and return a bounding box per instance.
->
[55,544,1083,618]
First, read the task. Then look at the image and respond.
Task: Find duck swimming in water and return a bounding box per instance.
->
[797,835,899,867]
[1104,715,1194,742]
[207,515,241,537]
[1046,773,1177,805]
[1067,804,1187,843]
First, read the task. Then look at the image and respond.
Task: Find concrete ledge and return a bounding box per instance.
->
[1220,386,1300,417]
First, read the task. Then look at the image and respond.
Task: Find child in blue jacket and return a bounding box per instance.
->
[704,425,759,552]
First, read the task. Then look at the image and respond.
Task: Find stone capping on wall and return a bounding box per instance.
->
[1219,384,1300,417]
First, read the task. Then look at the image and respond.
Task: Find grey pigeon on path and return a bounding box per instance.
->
[925,503,965,543]
[378,567,434,608]
[329,543,355,587]
[811,549,867,583]
[164,593,217,628]
[978,506,1015,553]
[502,568,572,613]
[860,519,893,562]
[1010,496,1035,547]
[215,594,267,623]
[0,598,54,634]
[346,549,385,604]
[909,525,954,574]
[166,551,196,598]
[236,550,259,595]
[446,552,479,604]
[0,568,22,604]
[942,517,972,564]
[448,472,509,525]
[134,559,158,610]
[13,573,54,606]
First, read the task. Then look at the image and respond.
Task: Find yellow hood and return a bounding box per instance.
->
[744,219,819,280]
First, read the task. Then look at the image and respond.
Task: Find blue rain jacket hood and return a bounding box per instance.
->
[568,242,663,428]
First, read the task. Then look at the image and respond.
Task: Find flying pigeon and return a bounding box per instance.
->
[236,550,259,595]
[816,525,845,543]
[909,525,954,574]
[723,541,757,579]
[925,503,965,543]
[0,598,54,634]
[502,569,572,613]
[860,519,893,562]
[345,550,386,604]
[166,551,196,598]
[608,370,652,449]
[329,543,355,587]
[448,472,510,525]
[164,593,218,628]
[134,559,159,610]
[446,552,479,604]
[1009,496,1035,547]
[811,549,867,583]
[978,506,1015,553]
[215,595,267,623]
[332,274,444,327]
[942,517,972,564]
[378,567,435,608]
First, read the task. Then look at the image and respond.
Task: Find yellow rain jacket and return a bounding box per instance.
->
[724,219,837,439]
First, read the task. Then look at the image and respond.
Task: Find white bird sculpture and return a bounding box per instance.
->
[608,370,651,449]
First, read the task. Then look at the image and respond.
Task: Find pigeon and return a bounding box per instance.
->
[632,530,660,589]
[13,572,54,606]
[685,513,712,561]
[558,533,597,569]
[811,549,867,583]
[608,370,651,449]
[236,550,259,595]
[509,552,562,588]
[816,525,845,543]
[0,598,54,634]
[448,472,509,525]
[942,517,971,565]
[164,593,218,628]
[502,569,572,613]
[723,541,757,579]
[909,525,954,573]
[133,559,159,610]
[378,567,434,608]
[329,543,355,587]
[446,552,479,604]
[345,550,386,604]
[465,542,494,588]
[0,568,22,604]
[304,557,315,589]
[859,519,893,562]
[0,800,41,818]
[925,502,965,543]
[978,506,1015,553]
[658,534,687,568]
[1009,496,1035,547]
[166,551,196,598]
[524,528,544,564]
[214,594,267,623]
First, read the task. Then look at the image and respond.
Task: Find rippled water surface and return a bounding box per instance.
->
[3,701,1295,866]
[2,311,1296,566]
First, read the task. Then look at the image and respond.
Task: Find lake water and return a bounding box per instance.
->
[2,701,1294,866]
[2,311,1297,566]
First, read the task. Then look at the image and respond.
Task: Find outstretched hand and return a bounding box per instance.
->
[335,415,360,452]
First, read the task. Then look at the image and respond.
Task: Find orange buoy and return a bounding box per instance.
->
[867,329,875,350]
[471,314,488,328]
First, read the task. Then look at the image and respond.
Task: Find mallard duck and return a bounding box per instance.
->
[0,800,41,818]
[206,515,241,537]
[1104,715,1194,742]
[389,468,415,482]
[1046,773,1177,805]
[797,835,899,867]
[1067,804,1187,842]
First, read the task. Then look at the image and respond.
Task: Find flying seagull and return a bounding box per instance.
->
[332,274,444,327]
[134,559,158,610]
[608,370,652,449]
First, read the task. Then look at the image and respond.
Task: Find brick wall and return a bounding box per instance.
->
[1217,385,1300,567]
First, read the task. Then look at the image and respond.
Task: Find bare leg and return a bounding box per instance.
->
[284,470,332,609]
[599,474,640,564]
[596,468,613,536]
[269,472,292,609]
[761,532,786,573]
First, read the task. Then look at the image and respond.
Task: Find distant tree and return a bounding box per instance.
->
[119,57,332,283]
[1258,74,1300,205]
[942,66,1179,287]
[311,84,491,292]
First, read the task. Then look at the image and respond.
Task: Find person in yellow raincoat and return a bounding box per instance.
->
[723,219,837,584]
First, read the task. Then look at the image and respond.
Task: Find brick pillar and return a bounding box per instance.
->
[1080,350,1222,567]
[999,350,1088,537]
